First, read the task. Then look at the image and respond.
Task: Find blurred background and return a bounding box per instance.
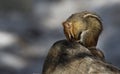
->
[0,0,120,74]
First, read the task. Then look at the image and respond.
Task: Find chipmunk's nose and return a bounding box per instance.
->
[62,22,72,29]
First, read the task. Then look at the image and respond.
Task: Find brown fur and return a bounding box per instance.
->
[62,11,104,60]
[62,11,102,47]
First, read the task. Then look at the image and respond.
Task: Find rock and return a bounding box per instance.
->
[42,40,120,74]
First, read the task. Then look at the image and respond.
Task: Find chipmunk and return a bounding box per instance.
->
[62,11,104,60]
[42,11,106,74]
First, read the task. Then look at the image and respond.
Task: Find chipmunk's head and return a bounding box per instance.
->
[62,11,102,32]
[62,11,102,42]
[62,12,87,41]
[62,12,87,32]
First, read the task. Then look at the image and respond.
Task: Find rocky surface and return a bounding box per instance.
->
[42,40,120,74]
